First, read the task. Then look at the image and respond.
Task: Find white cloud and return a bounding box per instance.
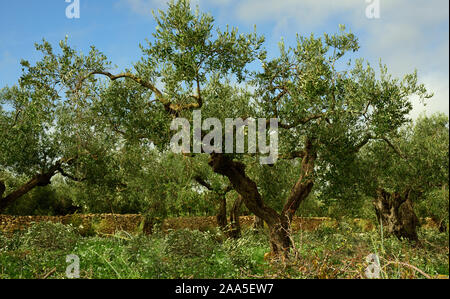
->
[235,0,361,26]
[117,0,227,15]
[410,72,449,119]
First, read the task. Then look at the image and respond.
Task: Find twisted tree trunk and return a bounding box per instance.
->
[374,189,419,242]
[0,166,58,213]
[0,158,81,214]
[208,138,316,256]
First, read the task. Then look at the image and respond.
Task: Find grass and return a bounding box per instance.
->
[0,220,448,279]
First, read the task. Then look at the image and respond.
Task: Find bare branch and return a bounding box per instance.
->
[77,71,202,115]
[381,137,407,159]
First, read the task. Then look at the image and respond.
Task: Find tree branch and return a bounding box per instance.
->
[0,157,78,212]
[57,167,86,182]
[194,175,233,196]
[208,153,281,227]
[381,137,407,160]
[194,175,213,191]
[77,71,202,115]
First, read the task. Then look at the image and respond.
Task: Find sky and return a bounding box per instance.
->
[0,0,448,119]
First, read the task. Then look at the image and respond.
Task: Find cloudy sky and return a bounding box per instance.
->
[0,0,448,118]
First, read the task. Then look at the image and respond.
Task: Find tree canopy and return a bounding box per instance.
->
[0,0,441,254]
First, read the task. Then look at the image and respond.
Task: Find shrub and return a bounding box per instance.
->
[165,229,216,258]
[0,232,21,252]
[417,188,449,231]
[22,222,79,251]
[222,231,267,272]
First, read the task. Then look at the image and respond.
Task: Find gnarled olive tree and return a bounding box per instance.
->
[366,114,447,241]
[43,1,430,255]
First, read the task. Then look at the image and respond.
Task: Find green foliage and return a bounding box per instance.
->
[222,230,268,272]
[0,231,24,252]
[0,223,447,279]
[0,1,446,280]
[417,187,449,229]
[21,222,79,251]
[142,0,265,85]
[319,113,449,216]
[165,229,217,258]
[1,0,437,223]
[2,177,78,216]
[371,113,449,194]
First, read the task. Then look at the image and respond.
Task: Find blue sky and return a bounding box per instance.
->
[0,0,448,118]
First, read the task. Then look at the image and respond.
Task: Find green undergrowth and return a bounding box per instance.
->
[0,221,448,279]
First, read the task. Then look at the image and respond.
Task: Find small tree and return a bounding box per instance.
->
[368,114,448,241]
[0,39,115,212]
[322,113,448,242]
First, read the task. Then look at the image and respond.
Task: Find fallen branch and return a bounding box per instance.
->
[383,261,431,279]
[42,267,57,279]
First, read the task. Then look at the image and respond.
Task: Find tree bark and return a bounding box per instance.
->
[280,137,316,229]
[208,153,284,228]
[0,159,79,213]
[216,196,228,232]
[208,139,317,257]
[228,195,243,239]
[0,168,58,213]
[374,189,420,242]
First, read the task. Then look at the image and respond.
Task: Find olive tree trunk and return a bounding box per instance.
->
[374,189,419,242]
[0,166,59,213]
[215,195,244,239]
[209,138,316,257]
[228,195,243,239]
[216,196,228,232]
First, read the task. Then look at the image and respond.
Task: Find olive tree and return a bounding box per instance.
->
[364,114,447,240]
[0,39,116,212]
[36,0,430,255]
